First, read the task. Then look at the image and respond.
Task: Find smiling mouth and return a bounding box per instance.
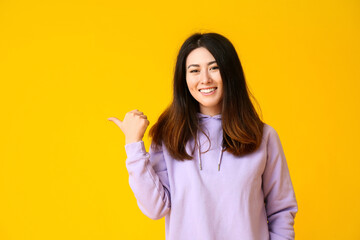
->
[199,87,217,93]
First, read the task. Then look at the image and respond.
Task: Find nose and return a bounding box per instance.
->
[200,69,212,84]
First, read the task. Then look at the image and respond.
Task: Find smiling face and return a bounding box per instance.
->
[186,47,223,116]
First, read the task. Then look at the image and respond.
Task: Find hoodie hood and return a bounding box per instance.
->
[196,112,224,172]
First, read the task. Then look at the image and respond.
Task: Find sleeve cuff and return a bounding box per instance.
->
[124,140,147,159]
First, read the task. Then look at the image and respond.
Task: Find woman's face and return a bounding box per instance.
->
[186,47,223,116]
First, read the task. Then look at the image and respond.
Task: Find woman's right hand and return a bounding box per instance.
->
[108,109,150,145]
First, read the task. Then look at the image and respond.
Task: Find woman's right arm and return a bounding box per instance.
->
[108,109,170,220]
[124,140,171,220]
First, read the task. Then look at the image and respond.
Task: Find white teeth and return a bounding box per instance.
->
[200,88,216,93]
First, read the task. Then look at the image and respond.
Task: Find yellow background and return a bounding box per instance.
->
[1,0,359,239]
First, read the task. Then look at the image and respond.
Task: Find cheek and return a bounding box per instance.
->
[186,77,197,91]
[215,74,223,87]
[215,72,222,81]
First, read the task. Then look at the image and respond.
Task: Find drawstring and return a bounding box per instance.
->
[198,144,202,170]
[198,138,224,172]
[218,144,224,171]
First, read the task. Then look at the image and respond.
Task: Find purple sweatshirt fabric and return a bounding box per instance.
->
[124,112,298,240]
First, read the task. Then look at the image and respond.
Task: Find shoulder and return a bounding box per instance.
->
[263,122,277,137]
[262,122,285,154]
[262,123,282,145]
[149,139,165,154]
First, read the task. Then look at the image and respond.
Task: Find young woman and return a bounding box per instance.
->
[108,32,298,240]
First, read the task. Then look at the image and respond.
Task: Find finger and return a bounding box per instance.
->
[127,113,144,119]
[130,109,143,114]
[107,117,122,127]
[130,112,145,117]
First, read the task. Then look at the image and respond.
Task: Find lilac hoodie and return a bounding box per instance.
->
[124,112,298,240]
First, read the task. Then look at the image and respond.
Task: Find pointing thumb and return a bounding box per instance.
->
[108,117,122,128]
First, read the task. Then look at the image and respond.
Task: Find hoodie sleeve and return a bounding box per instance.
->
[124,140,171,220]
[262,127,298,240]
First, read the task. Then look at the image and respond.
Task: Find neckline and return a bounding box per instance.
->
[196,112,222,119]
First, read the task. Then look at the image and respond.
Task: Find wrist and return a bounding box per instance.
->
[125,139,142,145]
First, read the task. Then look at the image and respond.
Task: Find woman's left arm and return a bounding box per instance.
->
[262,126,298,240]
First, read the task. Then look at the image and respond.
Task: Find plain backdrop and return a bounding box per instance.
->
[1,0,359,239]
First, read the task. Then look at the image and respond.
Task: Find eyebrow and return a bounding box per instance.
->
[187,60,217,69]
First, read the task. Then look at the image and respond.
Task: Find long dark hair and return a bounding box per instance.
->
[149,32,264,160]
